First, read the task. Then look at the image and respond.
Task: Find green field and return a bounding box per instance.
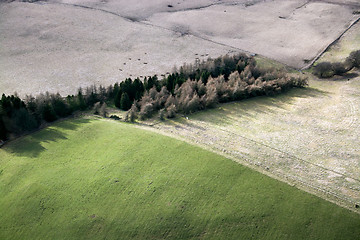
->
[151,76,360,209]
[318,22,360,63]
[0,118,359,239]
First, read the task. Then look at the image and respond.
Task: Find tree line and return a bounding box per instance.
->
[126,56,308,121]
[313,50,360,78]
[0,87,109,141]
[0,53,308,141]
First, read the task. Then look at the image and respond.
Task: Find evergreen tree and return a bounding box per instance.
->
[120,92,132,110]
[0,105,7,140]
[0,117,6,140]
[77,89,87,110]
[114,89,122,108]
[52,95,70,117]
[12,108,38,133]
[133,78,144,100]
[42,104,57,122]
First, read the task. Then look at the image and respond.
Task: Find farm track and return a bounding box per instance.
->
[38,1,253,55]
[312,0,360,8]
[301,16,360,70]
[39,0,360,70]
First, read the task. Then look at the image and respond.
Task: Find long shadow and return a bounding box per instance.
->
[178,87,330,127]
[3,118,92,158]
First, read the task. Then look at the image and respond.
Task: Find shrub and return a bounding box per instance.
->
[99,103,108,117]
[166,104,177,118]
[159,108,166,120]
[332,62,348,75]
[313,62,334,78]
[346,50,360,68]
[93,102,101,115]
[139,102,154,120]
[125,103,138,122]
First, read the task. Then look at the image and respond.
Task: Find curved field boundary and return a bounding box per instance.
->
[41,1,360,71]
[301,16,360,70]
[36,1,261,60]
[142,117,360,213]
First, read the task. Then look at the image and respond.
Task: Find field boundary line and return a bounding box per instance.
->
[135,120,360,213]
[213,125,360,184]
[302,16,360,70]
[37,1,295,70]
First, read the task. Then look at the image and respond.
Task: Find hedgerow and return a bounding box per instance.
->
[0,54,307,141]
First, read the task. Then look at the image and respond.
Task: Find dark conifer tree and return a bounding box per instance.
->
[133,78,144,100]
[77,89,87,110]
[120,92,132,110]
[42,104,57,122]
[114,88,122,108]
[0,117,6,140]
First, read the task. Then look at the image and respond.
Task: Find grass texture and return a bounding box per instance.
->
[0,118,359,239]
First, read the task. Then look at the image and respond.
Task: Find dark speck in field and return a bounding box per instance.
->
[119,69,122,71]
[90,214,96,218]
[129,58,131,60]
[138,59,141,61]
[168,4,173,8]
[123,63,126,65]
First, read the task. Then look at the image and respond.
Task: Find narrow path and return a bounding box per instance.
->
[312,0,360,8]
[39,0,360,70]
[37,1,280,66]
[301,16,360,70]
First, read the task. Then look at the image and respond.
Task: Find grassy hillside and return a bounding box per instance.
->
[318,21,360,63]
[0,118,359,239]
[151,76,360,209]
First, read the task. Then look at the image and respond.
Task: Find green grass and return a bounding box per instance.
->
[318,22,360,63]
[0,118,359,240]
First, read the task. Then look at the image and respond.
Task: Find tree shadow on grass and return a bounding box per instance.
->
[3,118,92,158]
[179,87,330,127]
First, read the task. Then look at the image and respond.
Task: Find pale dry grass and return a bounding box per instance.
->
[146,75,360,211]
[1,0,359,96]
[319,21,360,63]
[148,0,358,68]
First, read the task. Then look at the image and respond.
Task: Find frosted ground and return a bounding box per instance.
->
[0,0,359,96]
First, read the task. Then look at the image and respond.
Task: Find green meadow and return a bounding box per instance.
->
[0,118,359,239]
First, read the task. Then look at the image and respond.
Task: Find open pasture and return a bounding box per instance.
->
[150,75,360,210]
[1,0,359,96]
[1,118,360,239]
